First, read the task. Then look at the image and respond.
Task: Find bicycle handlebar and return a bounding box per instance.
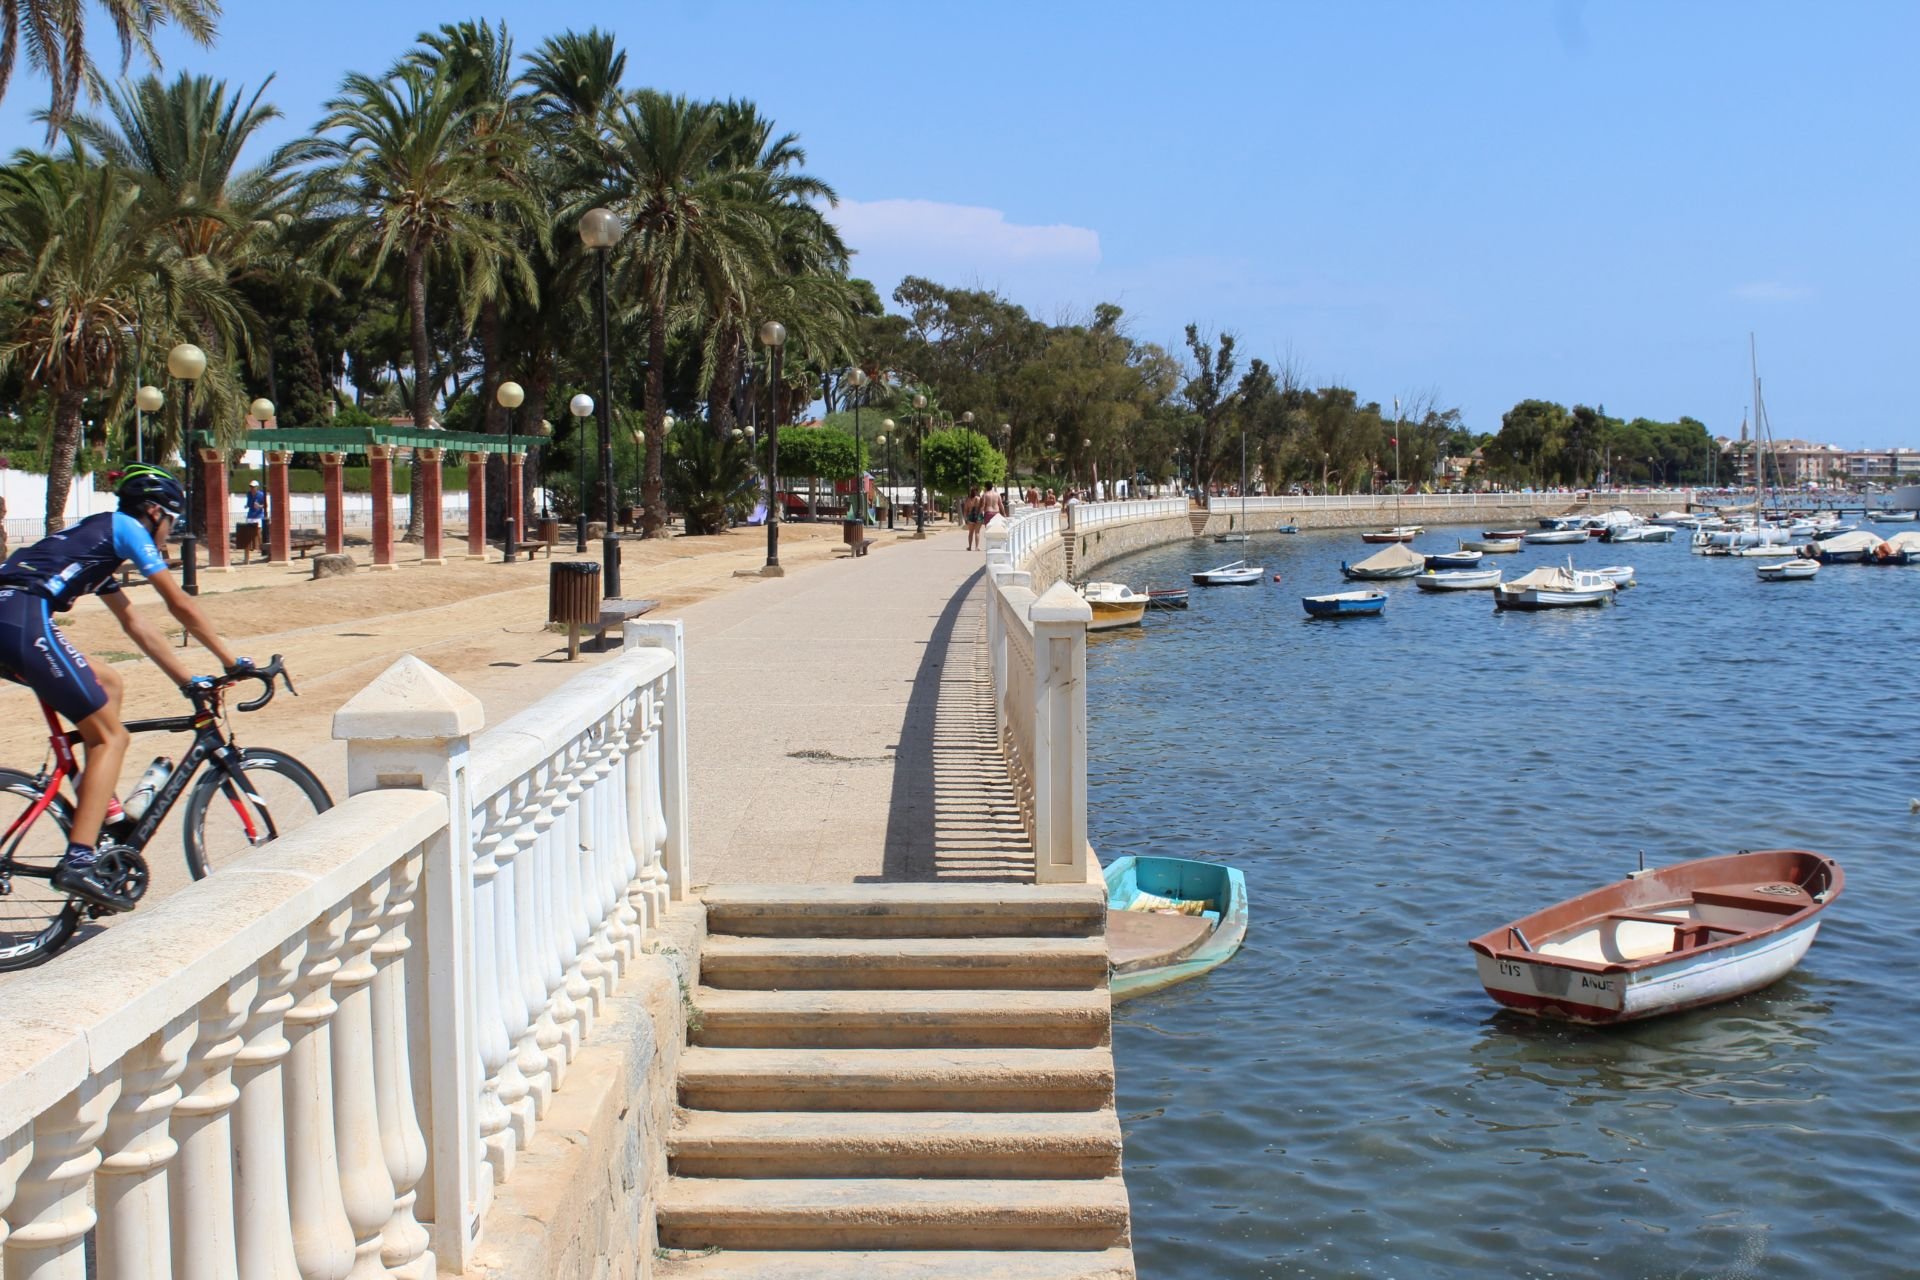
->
[220,655,297,713]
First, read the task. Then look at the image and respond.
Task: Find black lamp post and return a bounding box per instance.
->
[580,206,624,596]
[167,343,206,595]
[912,393,928,538]
[569,392,593,550]
[498,380,523,562]
[879,420,895,529]
[760,320,787,571]
[847,367,868,523]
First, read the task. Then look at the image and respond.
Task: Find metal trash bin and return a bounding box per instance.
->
[549,561,601,659]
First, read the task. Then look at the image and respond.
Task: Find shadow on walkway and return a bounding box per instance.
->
[861,567,1033,883]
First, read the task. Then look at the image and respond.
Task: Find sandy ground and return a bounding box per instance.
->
[0,518,932,912]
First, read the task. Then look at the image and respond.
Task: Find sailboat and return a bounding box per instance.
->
[1697,338,1795,556]
[1362,399,1420,541]
[1196,428,1265,585]
[1213,428,1253,543]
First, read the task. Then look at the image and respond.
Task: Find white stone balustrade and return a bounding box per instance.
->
[983,569,1090,885]
[0,618,689,1276]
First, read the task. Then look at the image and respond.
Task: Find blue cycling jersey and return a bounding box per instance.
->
[0,510,171,609]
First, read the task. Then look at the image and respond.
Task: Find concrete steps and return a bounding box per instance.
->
[1188,511,1210,536]
[692,987,1111,1049]
[657,1249,1136,1280]
[660,883,1132,1276]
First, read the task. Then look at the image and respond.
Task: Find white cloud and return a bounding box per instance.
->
[829,198,1101,269]
[1733,281,1811,302]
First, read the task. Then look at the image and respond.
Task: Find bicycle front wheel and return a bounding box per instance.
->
[184,749,333,879]
[0,767,81,970]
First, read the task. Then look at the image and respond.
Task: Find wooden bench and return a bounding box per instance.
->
[291,539,323,559]
[513,540,552,560]
[593,598,657,647]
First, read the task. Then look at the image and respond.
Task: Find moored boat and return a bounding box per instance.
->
[1877,509,1918,523]
[1425,548,1484,570]
[1360,525,1423,543]
[1492,563,1616,610]
[1105,856,1248,1002]
[1591,565,1635,588]
[1481,529,1528,540]
[1463,538,1522,553]
[1521,527,1588,545]
[1303,590,1386,617]
[1801,530,1882,564]
[1467,849,1843,1024]
[1340,543,1425,580]
[1756,558,1818,581]
[1145,586,1190,609]
[1603,524,1676,543]
[1414,568,1502,591]
[1192,559,1264,586]
[1078,581,1148,630]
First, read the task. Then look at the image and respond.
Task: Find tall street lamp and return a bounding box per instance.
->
[913,393,928,539]
[569,392,593,550]
[846,367,868,523]
[135,384,163,465]
[759,320,787,572]
[498,380,524,562]
[580,205,624,596]
[879,420,895,529]
[167,343,206,595]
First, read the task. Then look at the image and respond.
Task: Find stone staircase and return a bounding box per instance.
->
[657,884,1134,1279]
[1187,510,1209,536]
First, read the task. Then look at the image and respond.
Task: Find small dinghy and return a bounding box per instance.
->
[1303,589,1386,617]
[1414,568,1502,591]
[1877,509,1918,523]
[1591,564,1635,588]
[1213,531,1250,544]
[1521,527,1588,545]
[1425,548,1484,570]
[1481,529,1527,540]
[1360,525,1422,543]
[1077,581,1147,631]
[1463,538,1523,553]
[1192,559,1264,586]
[1340,543,1425,580]
[1106,856,1247,1002]
[1145,586,1190,609]
[1756,557,1818,581]
[1274,523,1300,534]
[1468,849,1843,1024]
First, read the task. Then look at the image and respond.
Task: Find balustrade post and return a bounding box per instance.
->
[625,620,690,901]
[373,851,434,1279]
[231,941,305,1280]
[526,757,578,1082]
[509,773,555,1125]
[1028,582,1091,885]
[557,738,601,1032]
[332,654,488,1270]
[95,1014,196,1280]
[5,1075,118,1280]
[994,571,1031,749]
[641,690,671,925]
[283,906,356,1280]
[470,792,521,1187]
[332,878,399,1280]
[580,715,624,996]
[0,1124,29,1250]
[169,974,256,1280]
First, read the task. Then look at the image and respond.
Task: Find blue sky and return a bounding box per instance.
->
[5,1,1914,444]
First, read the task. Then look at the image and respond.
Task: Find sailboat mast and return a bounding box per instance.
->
[1750,333,1765,519]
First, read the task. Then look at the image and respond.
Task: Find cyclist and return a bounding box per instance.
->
[0,465,248,912]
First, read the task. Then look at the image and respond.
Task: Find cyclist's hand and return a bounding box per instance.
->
[225,657,256,676]
[182,675,218,699]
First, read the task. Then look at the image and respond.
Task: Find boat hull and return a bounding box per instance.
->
[1340,563,1421,581]
[1415,569,1502,591]
[1493,587,1612,609]
[1145,588,1189,609]
[1193,568,1263,585]
[1303,592,1386,617]
[1521,529,1588,545]
[1105,856,1248,1003]
[1086,601,1146,631]
[1462,539,1522,553]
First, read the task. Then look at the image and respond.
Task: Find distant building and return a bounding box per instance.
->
[1716,435,1910,487]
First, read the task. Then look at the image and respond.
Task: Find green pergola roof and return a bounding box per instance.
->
[194,425,538,455]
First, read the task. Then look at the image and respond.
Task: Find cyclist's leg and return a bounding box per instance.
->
[69,662,128,849]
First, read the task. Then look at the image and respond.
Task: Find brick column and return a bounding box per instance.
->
[266,450,293,564]
[506,453,526,550]
[463,452,487,560]
[417,447,444,565]
[199,448,231,572]
[321,453,346,555]
[369,445,395,571]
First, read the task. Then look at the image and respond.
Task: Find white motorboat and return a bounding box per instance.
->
[1604,524,1675,543]
[1359,525,1423,543]
[1078,581,1149,630]
[1521,527,1588,545]
[1492,563,1617,610]
[1414,568,1503,591]
[1877,509,1918,523]
[1192,560,1264,586]
[1462,538,1522,553]
[1651,510,1701,527]
[1591,565,1636,588]
[1756,558,1818,581]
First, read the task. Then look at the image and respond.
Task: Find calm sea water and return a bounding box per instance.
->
[1087,526,1920,1280]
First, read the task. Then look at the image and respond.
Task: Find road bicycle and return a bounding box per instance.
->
[0,655,331,970]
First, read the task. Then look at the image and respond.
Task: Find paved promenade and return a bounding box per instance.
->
[677,527,1032,885]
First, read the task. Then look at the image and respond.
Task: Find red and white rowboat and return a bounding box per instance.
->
[1467,849,1842,1025]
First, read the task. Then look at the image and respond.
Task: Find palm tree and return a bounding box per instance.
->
[316,60,537,538]
[603,91,768,536]
[0,154,245,532]
[1,0,217,139]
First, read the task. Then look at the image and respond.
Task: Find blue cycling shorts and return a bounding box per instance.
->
[0,589,109,724]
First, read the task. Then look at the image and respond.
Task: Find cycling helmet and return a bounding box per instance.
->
[117,465,188,520]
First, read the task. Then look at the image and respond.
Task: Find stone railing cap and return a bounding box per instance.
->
[1029,580,1093,623]
[333,655,485,741]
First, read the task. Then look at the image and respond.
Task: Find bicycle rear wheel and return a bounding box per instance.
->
[0,768,81,970]
[183,749,332,879]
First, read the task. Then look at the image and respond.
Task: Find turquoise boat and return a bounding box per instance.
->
[1103,856,1248,1002]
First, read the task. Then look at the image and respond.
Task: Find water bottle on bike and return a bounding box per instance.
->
[123,757,173,822]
